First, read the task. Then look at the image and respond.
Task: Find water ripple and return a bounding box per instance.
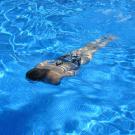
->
[0,0,135,135]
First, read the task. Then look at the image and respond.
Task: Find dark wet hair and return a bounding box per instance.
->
[26,68,50,81]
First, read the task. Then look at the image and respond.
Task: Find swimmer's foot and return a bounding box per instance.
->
[102,34,117,41]
[97,34,117,48]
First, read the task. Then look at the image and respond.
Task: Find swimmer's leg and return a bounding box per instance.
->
[72,35,117,64]
[84,35,117,51]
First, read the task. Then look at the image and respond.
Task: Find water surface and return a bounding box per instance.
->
[0,0,135,135]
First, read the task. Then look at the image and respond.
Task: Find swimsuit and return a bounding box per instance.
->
[55,54,81,71]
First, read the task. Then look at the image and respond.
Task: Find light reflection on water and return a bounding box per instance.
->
[0,0,135,135]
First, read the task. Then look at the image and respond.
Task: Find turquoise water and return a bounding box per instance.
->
[0,0,135,135]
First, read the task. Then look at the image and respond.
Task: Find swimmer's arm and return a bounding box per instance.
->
[63,70,76,77]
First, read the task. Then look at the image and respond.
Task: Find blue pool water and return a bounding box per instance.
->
[0,0,135,135]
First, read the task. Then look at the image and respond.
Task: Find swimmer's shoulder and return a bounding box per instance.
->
[36,60,56,68]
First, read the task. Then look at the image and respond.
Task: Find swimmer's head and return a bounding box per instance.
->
[26,68,61,85]
[26,68,50,81]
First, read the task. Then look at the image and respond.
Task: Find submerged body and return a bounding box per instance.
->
[26,35,116,85]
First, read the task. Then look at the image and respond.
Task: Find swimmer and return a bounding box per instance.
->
[26,35,116,85]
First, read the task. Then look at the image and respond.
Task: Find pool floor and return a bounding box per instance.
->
[0,0,135,135]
